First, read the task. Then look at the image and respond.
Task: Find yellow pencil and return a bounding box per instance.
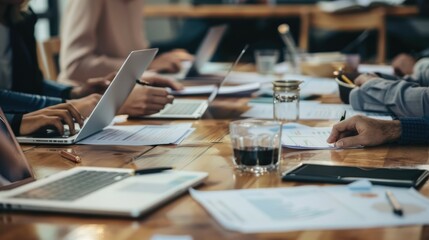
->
[341,74,354,85]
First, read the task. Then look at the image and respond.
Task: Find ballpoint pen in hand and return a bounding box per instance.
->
[340,110,346,121]
[136,79,151,86]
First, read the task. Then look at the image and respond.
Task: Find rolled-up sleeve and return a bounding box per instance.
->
[350,79,429,117]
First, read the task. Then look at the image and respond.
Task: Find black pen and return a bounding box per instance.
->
[340,110,347,121]
[386,190,403,217]
[134,167,173,175]
[136,79,151,86]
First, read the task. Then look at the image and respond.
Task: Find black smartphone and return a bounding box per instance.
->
[282,164,429,188]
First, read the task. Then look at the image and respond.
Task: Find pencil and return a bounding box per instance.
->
[340,74,354,85]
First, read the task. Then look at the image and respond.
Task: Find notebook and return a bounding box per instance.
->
[17,49,157,144]
[145,45,248,119]
[0,108,208,217]
[162,24,227,80]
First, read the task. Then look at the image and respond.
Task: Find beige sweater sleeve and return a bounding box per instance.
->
[59,0,143,84]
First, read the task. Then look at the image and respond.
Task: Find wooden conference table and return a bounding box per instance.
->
[1,91,429,239]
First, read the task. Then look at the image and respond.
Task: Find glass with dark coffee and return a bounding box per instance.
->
[229,119,282,174]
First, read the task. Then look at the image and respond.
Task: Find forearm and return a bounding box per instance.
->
[350,79,429,117]
[0,90,63,113]
[411,58,429,86]
[43,79,73,99]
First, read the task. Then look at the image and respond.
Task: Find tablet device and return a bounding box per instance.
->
[282,164,429,188]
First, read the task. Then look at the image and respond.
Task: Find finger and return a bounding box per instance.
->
[171,49,194,60]
[87,78,110,93]
[43,116,65,136]
[327,118,360,143]
[327,122,348,143]
[145,86,169,97]
[106,71,117,81]
[149,75,184,90]
[53,103,85,127]
[335,134,367,148]
[44,109,76,135]
[167,61,181,73]
[144,103,167,112]
[147,95,174,105]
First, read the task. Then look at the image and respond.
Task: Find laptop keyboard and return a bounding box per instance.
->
[161,102,202,115]
[12,170,131,201]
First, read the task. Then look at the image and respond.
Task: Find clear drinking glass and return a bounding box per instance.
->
[229,119,282,174]
[254,49,279,75]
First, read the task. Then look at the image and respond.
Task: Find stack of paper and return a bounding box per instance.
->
[191,181,429,233]
[78,124,194,146]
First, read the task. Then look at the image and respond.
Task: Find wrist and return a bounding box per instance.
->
[65,87,76,99]
[386,120,402,142]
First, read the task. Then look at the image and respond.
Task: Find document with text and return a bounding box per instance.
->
[282,127,336,149]
[191,183,429,233]
[78,124,193,146]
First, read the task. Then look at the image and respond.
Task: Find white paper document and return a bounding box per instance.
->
[282,127,336,149]
[190,183,429,233]
[242,102,393,120]
[78,124,193,146]
[299,103,393,120]
[170,83,260,95]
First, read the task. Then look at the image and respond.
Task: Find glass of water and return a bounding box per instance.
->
[254,49,279,75]
[273,80,302,122]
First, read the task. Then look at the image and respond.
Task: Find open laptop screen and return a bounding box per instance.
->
[0,109,33,189]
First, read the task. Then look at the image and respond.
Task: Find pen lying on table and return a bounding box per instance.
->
[386,190,404,217]
[60,149,81,163]
[134,167,173,175]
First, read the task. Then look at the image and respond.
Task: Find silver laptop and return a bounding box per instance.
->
[17,49,158,144]
[162,25,227,80]
[0,108,207,217]
[145,45,248,119]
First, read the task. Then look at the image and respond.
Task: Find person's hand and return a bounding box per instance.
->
[67,94,101,118]
[141,71,184,91]
[354,73,379,87]
[149,49,194,73]
[118,85,174,117]
[392,53,416,77]
[69,72,115,99]
[326,115,401,148]
[20,103,84,136]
